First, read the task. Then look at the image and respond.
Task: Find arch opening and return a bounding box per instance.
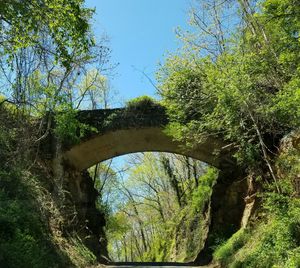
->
[87,151,218,264]
[61,119,236,265]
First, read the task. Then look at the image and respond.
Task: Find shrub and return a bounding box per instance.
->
[126,96,163,111]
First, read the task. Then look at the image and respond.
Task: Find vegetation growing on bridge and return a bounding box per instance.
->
[57,95,168,148]
[76,96,167,138]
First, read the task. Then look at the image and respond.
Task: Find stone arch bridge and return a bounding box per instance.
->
[48,104,249,265]
[62,105,235,171]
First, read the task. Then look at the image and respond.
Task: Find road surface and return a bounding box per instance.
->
[104,262,218,268]
[107,266,215,268]
[89,262,219,268]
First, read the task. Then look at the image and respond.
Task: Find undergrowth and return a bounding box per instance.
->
[212,131,300,268]
[0,106,97,267]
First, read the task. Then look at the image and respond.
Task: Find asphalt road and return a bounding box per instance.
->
[89,262,217,268]
[105,262,216,268]
[106,264,215,268]
[108,266,200,268]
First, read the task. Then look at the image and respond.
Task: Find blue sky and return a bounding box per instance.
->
[86,0,191,105]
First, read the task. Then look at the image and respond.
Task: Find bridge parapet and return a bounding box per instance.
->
[76,104,168,140]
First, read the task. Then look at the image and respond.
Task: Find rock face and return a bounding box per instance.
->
[195,131,300,265]
[64,167,108,262]
[194,170,248,265]
[278,130,300,196]
[49,132,108,262]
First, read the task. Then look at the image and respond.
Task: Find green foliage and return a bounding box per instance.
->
[171,167,218,262]
[241,201,300,268]
[190,167,218,211]
[126,95,163,111]
[70,236,97,264]
[269,78,300,129]
[141,235,172,262]
[0,0,111,124]
[213,229,250,266]
[0,169,63,268]
[157,0,300,168]
[137,165,217,262]
[54,107,98,145]
[155,1,300,266]
[54,108,81,143]
[0,0,94,68]
[104,153,217,262]
[213,196,300,268]
[157,56,212,124]
[262,0,300,74]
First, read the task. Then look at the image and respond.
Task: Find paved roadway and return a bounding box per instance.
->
[107,266,214,268]
[106,264,215,268]
[105,262,216,268]
[89,262,217,268]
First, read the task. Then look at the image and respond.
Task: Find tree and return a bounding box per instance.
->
[0,0,115,148]
[0,0,94,68]
[175,0,240,58]
[157,0,300,189]
[77,69,113,109]
[0,0,115,115]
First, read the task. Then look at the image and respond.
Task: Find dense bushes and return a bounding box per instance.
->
[0,168,98,267]
[125,95,163,111]
[213,229,250,266]
[0,110,63,267]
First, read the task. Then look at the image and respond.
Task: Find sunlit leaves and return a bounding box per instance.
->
[0,0,94,68]
[157,0,300,168]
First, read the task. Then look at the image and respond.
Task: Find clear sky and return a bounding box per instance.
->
[85,0,191,105]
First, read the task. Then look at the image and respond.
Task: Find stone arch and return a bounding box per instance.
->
[63,127,234,171]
